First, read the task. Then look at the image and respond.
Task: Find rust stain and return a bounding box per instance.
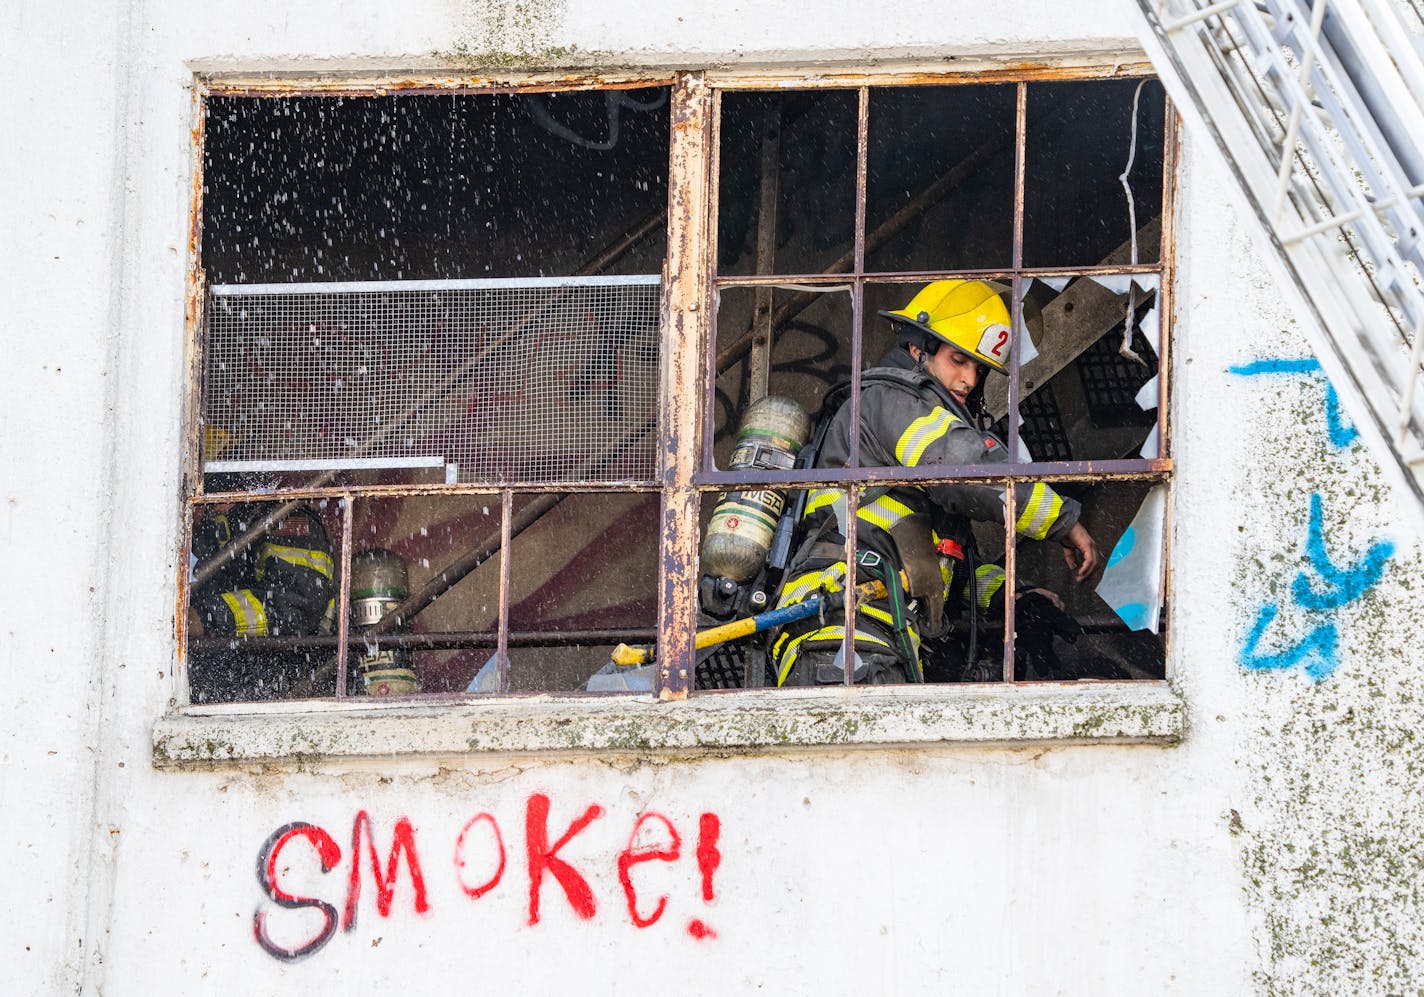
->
[705,62,1157,91]
[1158,104,1181,462]
[333,495,355,697]
[204,74,675,99]
[1157,104,1181,678]
[655,72,713,700]
[177,81,211,703]
[495,489,514,691]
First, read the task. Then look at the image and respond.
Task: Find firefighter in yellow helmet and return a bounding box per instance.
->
[769,280,1101,685]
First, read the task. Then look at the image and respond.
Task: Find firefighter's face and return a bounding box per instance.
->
[916,345,981,405]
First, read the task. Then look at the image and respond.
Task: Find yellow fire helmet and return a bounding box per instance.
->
[880,279,1014,374]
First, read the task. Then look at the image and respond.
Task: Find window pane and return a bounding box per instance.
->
[982,275,1162,463]
[1023,79,1166,268]
[711,486,852,689]
[504,492,659,693]
[717,90,858,276]
[186,499,342,703]
[696,485,813,689]
[711,286,851,470]
[1013,480,1167,681]
[866,84,1016,273]
[920,515,1010,684]
[203,89,670,283]
[348,493,502,696]
[860,278,1015,468]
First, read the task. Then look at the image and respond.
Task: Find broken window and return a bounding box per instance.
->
[183,70,1172,706]
[700,75,1171,690]
[187,83,670,703]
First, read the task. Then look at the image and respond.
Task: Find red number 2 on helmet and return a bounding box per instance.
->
[990,328,1008,358]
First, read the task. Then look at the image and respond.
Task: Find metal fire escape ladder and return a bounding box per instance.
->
[1125,0,1424,524]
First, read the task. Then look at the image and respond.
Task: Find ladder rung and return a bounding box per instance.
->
[1162,0,1245,34]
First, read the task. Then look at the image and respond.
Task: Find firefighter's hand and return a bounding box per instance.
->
[1060,522,1101,582]
[1016,591,1084,644]
[1021,587,1064,612]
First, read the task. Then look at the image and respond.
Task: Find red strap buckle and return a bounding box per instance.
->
[935,538,965,561]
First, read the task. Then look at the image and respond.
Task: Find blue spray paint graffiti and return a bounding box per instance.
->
[1238,494,1394,681]
[1230,357,1388,679]
[1227,358,1359,449]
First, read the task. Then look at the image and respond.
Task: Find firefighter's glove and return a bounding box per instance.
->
[1015,591,1083,647]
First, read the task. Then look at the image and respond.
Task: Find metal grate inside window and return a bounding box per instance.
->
[1077,328,1159,424]
[1019,386,1074,461]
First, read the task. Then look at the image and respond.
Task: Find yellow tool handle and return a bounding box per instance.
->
[608,576,892,668]
[610,643,654,667]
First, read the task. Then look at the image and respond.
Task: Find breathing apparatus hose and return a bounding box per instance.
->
[966,543,978,679]
[858,551,923,683]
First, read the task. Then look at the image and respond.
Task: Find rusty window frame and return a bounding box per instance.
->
[181,73,687,705]
[179,64,1176,708]
[684,66,1177,691]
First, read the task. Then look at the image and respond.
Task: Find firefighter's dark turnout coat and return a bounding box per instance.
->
[188,504,335,701]
[770,347,1081,685]
[190,504,335,638]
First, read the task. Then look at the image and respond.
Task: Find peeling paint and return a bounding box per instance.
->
[153,684,1184,766]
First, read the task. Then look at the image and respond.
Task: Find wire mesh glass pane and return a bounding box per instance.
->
[203,277,661,486]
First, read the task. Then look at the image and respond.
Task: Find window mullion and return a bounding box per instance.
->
[842,487,861,685]
[1005,82,1029,684]
[656,72,713,701]
[334,495,354,697]
[497,490,514,694]
[1002,482,1018,684]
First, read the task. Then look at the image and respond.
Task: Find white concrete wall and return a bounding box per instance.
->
[4,1,1423,994]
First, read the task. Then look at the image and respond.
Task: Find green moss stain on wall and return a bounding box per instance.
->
[448,0,573,67]
[1228,341,1424,995]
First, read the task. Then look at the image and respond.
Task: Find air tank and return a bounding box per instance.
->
[700,395,811,583]
[350,548,419,696]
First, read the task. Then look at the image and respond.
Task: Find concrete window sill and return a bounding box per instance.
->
[151,681,1183,767]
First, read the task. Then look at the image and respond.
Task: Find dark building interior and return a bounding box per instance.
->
[192,78,1169,701]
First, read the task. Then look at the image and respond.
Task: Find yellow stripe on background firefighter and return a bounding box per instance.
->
[769,280,1102,686]
[187,503,337,702]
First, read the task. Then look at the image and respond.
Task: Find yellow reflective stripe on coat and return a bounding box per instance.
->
[859,605,920,661]
[775,626,892,686]
[776,564,846,608]
[802,489,919,537]
[803,489,840,518]
[974,565,1006,610]
[220,590,269,637]
[1014,482,1065,541]
[895,407,958,467]
[856,493,917,533]
[256,542,335,581]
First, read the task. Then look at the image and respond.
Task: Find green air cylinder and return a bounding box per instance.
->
[350,548,419,696]
[351,548,410,627]
[701,395,811,583]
